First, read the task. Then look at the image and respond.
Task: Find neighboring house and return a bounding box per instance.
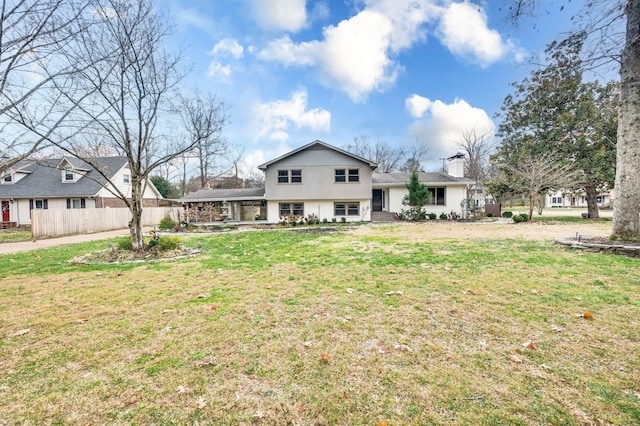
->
[546,189,613,208]
[180,140,473,223]
[0,156,162,228]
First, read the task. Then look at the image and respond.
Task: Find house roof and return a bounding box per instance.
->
[257,140,378,171]
[0,156,129,198]
[372,172,473,186]
[180,187,266,203]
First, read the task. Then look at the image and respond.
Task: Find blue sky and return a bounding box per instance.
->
[156,0,589,175]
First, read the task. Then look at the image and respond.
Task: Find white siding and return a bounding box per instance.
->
[266,199,371,223]
[387,185,467,216]
[10,198,97,225]
[96,167,160,201]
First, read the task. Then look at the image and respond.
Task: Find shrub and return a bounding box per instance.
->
[115,237,133,251]
[340,217,347,223]
[513,213,530,223]
[502,211,513,218]
[439,213,448,220]
[428,212,437,220]
[331,217,337,223]
[486,212,494,217]
[157,235,181,250]
[322,218,328,224]
[158,215,176,230]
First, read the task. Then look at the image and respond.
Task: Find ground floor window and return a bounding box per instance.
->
[427,187,445,206]
[334,201,359,216]
[239,200,267,221]
[67,198,86,209]
[279,202,304,217]
[30,199,48,210]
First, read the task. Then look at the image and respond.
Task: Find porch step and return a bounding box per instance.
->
[371,211,397,222]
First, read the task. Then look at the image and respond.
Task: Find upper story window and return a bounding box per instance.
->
[277,169,302,184]
[2,174,12,183]
[335,168,359,183]
[123,174,130,184]
[64,168,74,182]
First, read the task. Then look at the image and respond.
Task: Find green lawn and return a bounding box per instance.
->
[0,224,638,424]
[0,229,31,243]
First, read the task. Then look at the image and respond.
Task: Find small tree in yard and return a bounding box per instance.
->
[50,0,226,251]
[401,171,431,220]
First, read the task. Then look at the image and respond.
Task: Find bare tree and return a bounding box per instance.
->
[497,152,583,220]
[345,134,403,173]
[457,128,493,199]
[55,0,211,250]
[399,136,430,172]
[0,0,90,173]
[179,92,228,188]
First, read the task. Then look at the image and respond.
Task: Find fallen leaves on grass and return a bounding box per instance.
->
[76,318,88,324]
[510,354,523,363]
[346,288,354,294]
[582,312,594,320]
[176,385,191,394]
[11,328,30,337]
[522,341,537,350]
[384,291,403,296]
[196,396,207,409]
[320,353,329,363]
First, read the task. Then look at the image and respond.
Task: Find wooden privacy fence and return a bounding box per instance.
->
[31,207,181,238]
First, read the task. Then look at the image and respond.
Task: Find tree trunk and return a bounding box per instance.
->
[612,1,640,240]
[584,183,600,219]
[129,179,145,251]
[536,193,544,215]
[528,194,534,220]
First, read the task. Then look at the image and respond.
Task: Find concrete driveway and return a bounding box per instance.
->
[0,228,138,255]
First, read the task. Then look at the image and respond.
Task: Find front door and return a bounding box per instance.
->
[1,200,9,221]
[372,189,383,212]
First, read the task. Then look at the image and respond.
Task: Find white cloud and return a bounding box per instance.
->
[361,0,440,51]
[405,94,432,118]
[210,38,244,59]
[251,0,307,32]
[408,97,495,156]
[256,1,440,102]
[240,142,292,177]
[256,0,520,101]
[258,35,318,66]
[319,10,399,102]
[436,1,522,67]
[253,89,331,141]
[207,62,232,83]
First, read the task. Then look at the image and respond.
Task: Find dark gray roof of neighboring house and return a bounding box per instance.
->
[0,156,128,198]
[372,172,473,186]
[181,187,266,202]
[257,140,378,170]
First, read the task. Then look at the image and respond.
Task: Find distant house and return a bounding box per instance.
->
[546,189,613,208]
[180,140,473,223]
[0,156,162,228]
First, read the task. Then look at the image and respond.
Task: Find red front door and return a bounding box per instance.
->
[1,200,9,221]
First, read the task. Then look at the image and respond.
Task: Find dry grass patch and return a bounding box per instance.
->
[0,222,639,424]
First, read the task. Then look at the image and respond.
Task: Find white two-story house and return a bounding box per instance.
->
[180,140,474,223]
[258,140,377,221]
